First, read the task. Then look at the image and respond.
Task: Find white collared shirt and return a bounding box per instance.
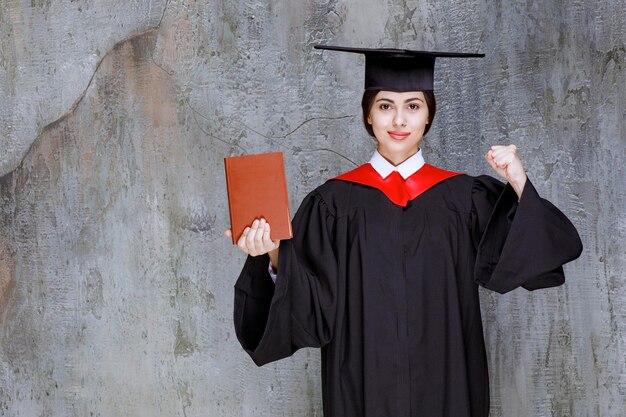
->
[369,149,425,179]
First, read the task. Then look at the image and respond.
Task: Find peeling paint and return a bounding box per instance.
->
[174,322,196,357]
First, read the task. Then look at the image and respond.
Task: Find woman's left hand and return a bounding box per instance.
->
[485,144,527,199]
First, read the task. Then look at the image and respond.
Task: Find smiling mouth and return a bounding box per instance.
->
[388,131,410,140]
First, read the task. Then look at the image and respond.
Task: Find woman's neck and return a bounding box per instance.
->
[377,147,420,166]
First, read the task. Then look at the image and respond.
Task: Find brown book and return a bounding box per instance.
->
[224,152,293,244]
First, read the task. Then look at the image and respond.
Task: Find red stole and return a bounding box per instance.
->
[329,163,462,207]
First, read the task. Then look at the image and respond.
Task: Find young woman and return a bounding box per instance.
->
[226,46,582,417]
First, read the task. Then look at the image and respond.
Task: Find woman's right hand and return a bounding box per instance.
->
[225,218,280,266]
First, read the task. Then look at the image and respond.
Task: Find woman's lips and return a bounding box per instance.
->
[388,131,410,140]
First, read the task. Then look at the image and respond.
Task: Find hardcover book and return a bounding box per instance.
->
[224,152,293,244]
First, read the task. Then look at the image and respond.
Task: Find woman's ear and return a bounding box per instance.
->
[367,116,372,124]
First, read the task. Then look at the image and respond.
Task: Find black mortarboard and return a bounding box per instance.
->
[314,45,485,91]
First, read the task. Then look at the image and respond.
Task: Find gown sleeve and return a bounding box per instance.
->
[233,190,338,366]
[471,175,583,294]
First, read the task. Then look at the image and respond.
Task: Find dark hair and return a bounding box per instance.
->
[361,90,436,137]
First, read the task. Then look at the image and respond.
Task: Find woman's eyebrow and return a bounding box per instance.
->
[375,97,425,103]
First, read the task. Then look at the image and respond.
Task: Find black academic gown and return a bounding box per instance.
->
[233,172,582,417]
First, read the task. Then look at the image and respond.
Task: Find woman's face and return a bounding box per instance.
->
[367,91,429,165]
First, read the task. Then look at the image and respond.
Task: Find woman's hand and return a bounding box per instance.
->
[485,144,527,199]
[225,218,280,268]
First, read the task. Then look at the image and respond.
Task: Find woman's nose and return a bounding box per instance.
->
[393,112,407,127]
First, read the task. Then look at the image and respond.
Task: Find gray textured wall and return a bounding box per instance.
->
[0,0,624,416]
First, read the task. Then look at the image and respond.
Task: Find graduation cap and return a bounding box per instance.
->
[314,45,485,91]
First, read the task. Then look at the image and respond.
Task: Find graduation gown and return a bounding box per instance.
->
[233,167,582,417]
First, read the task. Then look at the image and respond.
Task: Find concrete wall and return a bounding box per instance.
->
[0,0,624,416]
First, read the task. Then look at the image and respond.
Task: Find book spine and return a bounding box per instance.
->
[223,158,237,245]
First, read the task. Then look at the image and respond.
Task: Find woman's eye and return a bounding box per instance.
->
[379,103,391,110]
[408,103,420,110]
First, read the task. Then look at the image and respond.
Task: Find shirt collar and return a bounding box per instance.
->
[369,149,425,179]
